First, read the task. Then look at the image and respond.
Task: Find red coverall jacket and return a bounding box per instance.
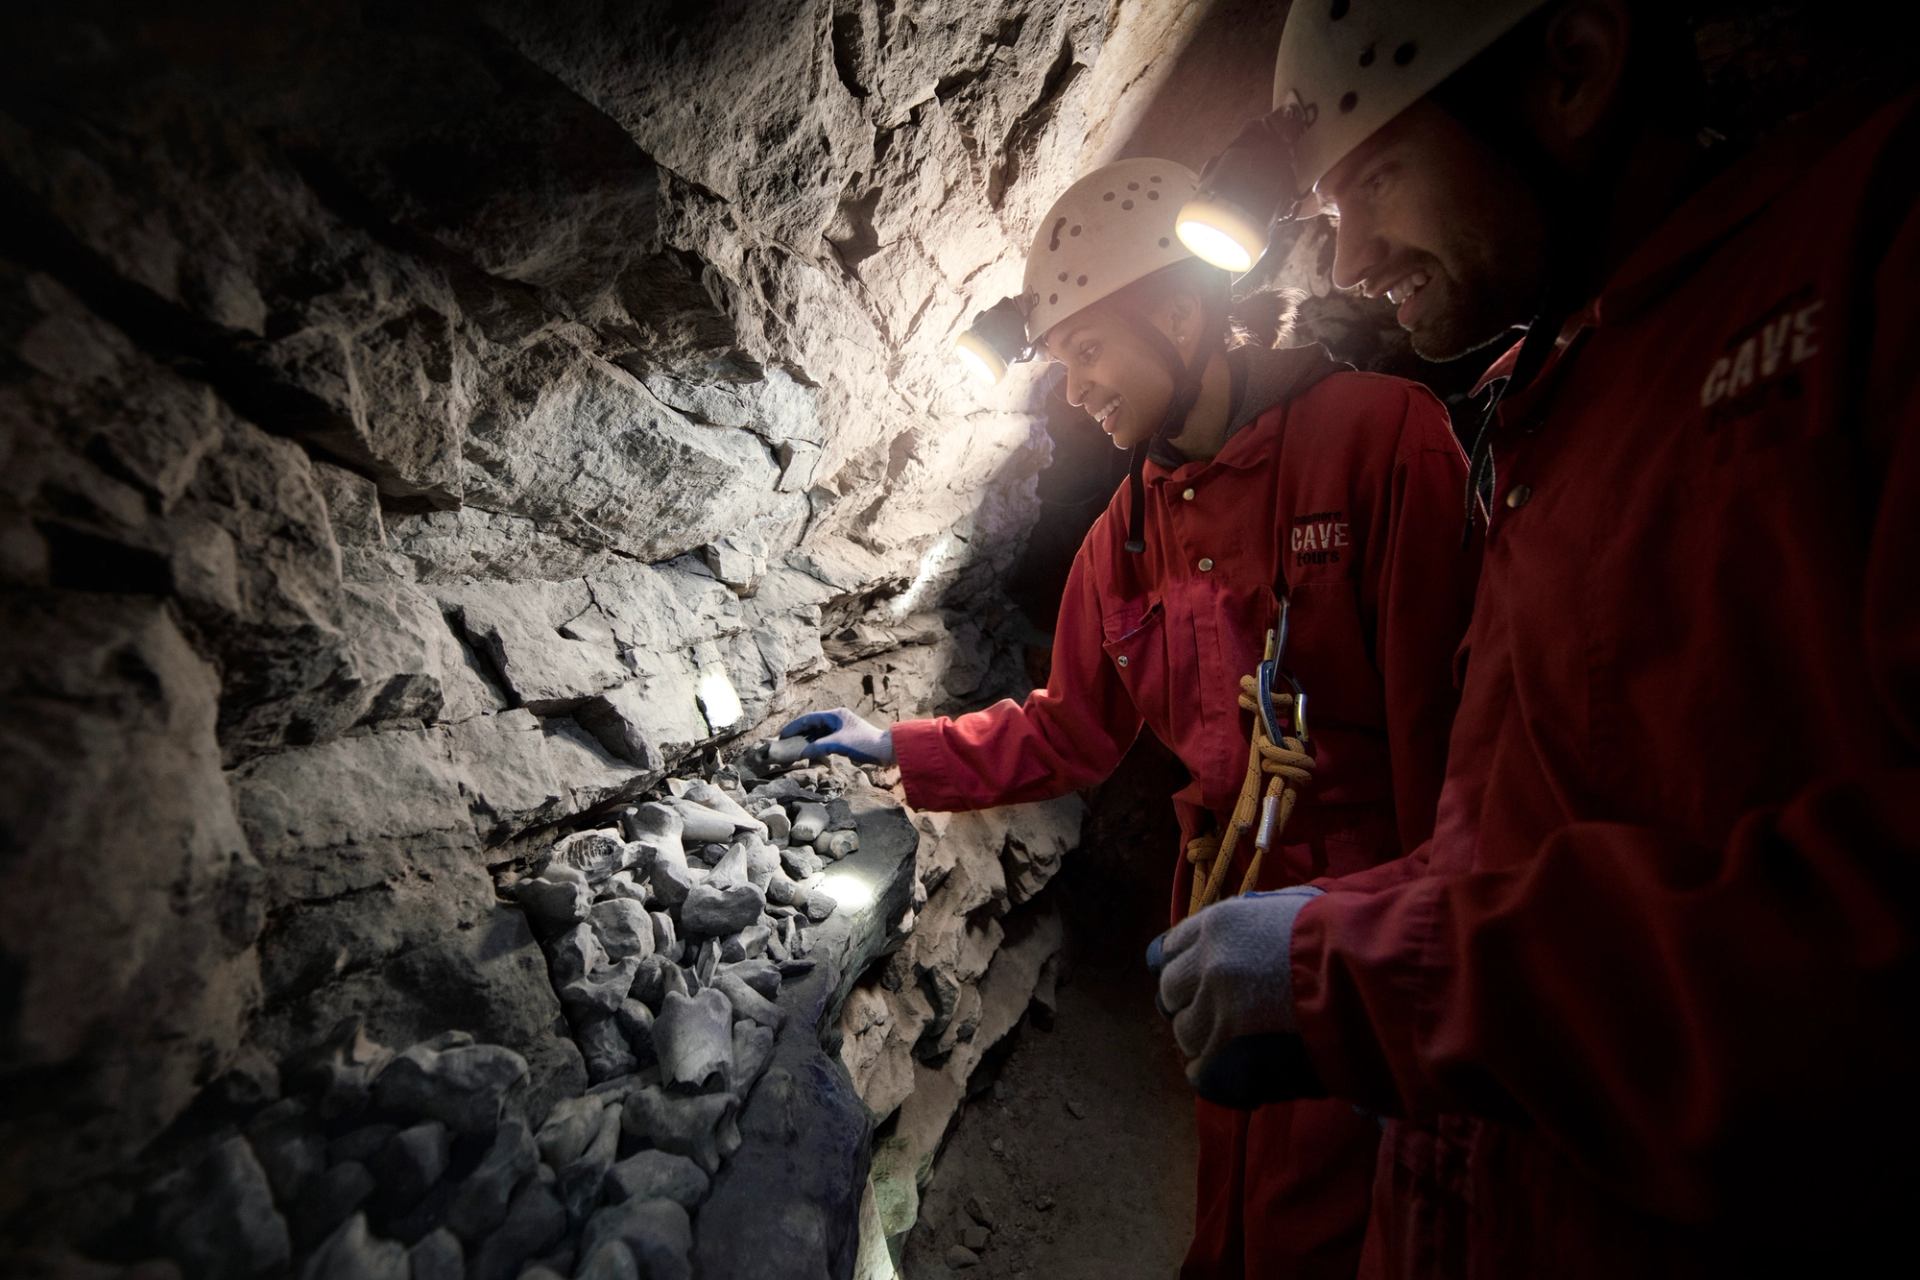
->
[1283,93,1920,1277]
[895,351,1478,1278]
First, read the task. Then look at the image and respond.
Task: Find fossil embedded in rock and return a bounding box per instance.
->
[549,829,630,883]
[652,988,733,1093]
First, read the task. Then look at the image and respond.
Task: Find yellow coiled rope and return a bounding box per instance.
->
[1185,675,1314,917]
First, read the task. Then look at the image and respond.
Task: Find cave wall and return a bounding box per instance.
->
[0,0,1252,1253]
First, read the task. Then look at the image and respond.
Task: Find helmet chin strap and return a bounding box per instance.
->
[1120,313,1211,554]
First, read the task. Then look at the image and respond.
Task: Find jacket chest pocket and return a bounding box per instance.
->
[1100,599,1168,717]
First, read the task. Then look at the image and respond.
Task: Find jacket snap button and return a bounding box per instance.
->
[1505,484,1533,509]
[1198,557,1214,572]
[1116,654,1129,667]
[1182,487,1195,501]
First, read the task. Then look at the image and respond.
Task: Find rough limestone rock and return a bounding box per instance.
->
[604,1151,711,1209]
[147,1135,290,1280]
[372,1039,530,1133]
[300,1213,408,1280]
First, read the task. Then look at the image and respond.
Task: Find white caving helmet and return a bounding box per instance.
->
[1275,0,1551,210]
[1178,0,1551,271]
[955,159,1203,385]
[1020,158,1202,343]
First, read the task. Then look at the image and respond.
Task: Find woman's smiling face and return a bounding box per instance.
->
[1044,303,1181,450]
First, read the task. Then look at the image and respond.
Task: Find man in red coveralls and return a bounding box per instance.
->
[779,158,1478,1277]
[1155,1,1920,1274]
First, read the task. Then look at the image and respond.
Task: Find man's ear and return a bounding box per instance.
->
[1532,0,1633,151]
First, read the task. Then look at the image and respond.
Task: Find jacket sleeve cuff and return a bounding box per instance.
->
[890,717,965,812]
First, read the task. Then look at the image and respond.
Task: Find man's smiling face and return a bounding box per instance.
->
[1315,99,1549,360]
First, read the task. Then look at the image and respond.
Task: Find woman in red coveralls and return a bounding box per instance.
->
[778,158,1477,1279]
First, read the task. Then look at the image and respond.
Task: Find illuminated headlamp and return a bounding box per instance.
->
[1175,111,1309,275]
[954,295,1031,387]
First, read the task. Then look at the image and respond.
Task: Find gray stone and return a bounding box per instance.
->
[588,899,656,962]
[148,1135,290,1280]
[446,1120,537,1242]
[765,868,800,906]
[653,988,733,1093]
[557,1099,622,1224]
[546,922,608,986]
[788,803,829,844]
[561,958,643,1017]
[628,954,677,1011]
[758,807,792,843]
[575,1241,640,1280]
[300,1213,408,1280]
[620,1087,741,1175]
[289,1161,375,1252]
[367,1121,450,1209]
[576,1014,638,1084]
[245,1098,323,1204]
[778,844,823,881]
[814,829,860,860]
[604,1150,710,1209]
[726,959,782,1001]
[407,1228,463,1280]
[960,1223,991,1251]
[704,840,750,888]
[578,1198,693,1280]
[614,999,656,1062]
[646,851,693,912]
[373,1040,528,1133]
[328,1122,399,1167]
[730,1022,776,1095]
[534,1094,607,1170]
[468,1179,566,1280]
[718,924,771,963]
[516,876,593,932]
[712,970,784,1031]
[802,890,837,923]
[662,798,741,843]
[680,882,766,936]
[946,1244,981,1270]
[681,780,765,836]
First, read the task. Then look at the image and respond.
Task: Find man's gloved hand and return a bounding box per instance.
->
[775,707,897,766]
[1148,886,1324,1078]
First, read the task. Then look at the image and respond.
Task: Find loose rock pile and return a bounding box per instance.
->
[121,756,892,1280]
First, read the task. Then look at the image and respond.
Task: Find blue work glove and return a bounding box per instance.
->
[775,707,897,766]
[1148,886,1325,1084]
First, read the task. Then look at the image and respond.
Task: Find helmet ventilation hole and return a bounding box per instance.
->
[1329,0,1349,19]
[1395,41,1418,66]
[1339,91,1358,113]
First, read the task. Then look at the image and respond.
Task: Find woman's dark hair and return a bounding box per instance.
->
[1103,257,1299,351]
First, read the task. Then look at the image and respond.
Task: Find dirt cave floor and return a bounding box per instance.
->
[901,746,1200,1278]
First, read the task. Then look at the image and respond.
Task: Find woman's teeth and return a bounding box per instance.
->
[1386,271,1431,307]
[1090,397,1120,424]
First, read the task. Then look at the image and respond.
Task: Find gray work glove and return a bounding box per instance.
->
[1150,886,1324,1080]
[775,707,897,766]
